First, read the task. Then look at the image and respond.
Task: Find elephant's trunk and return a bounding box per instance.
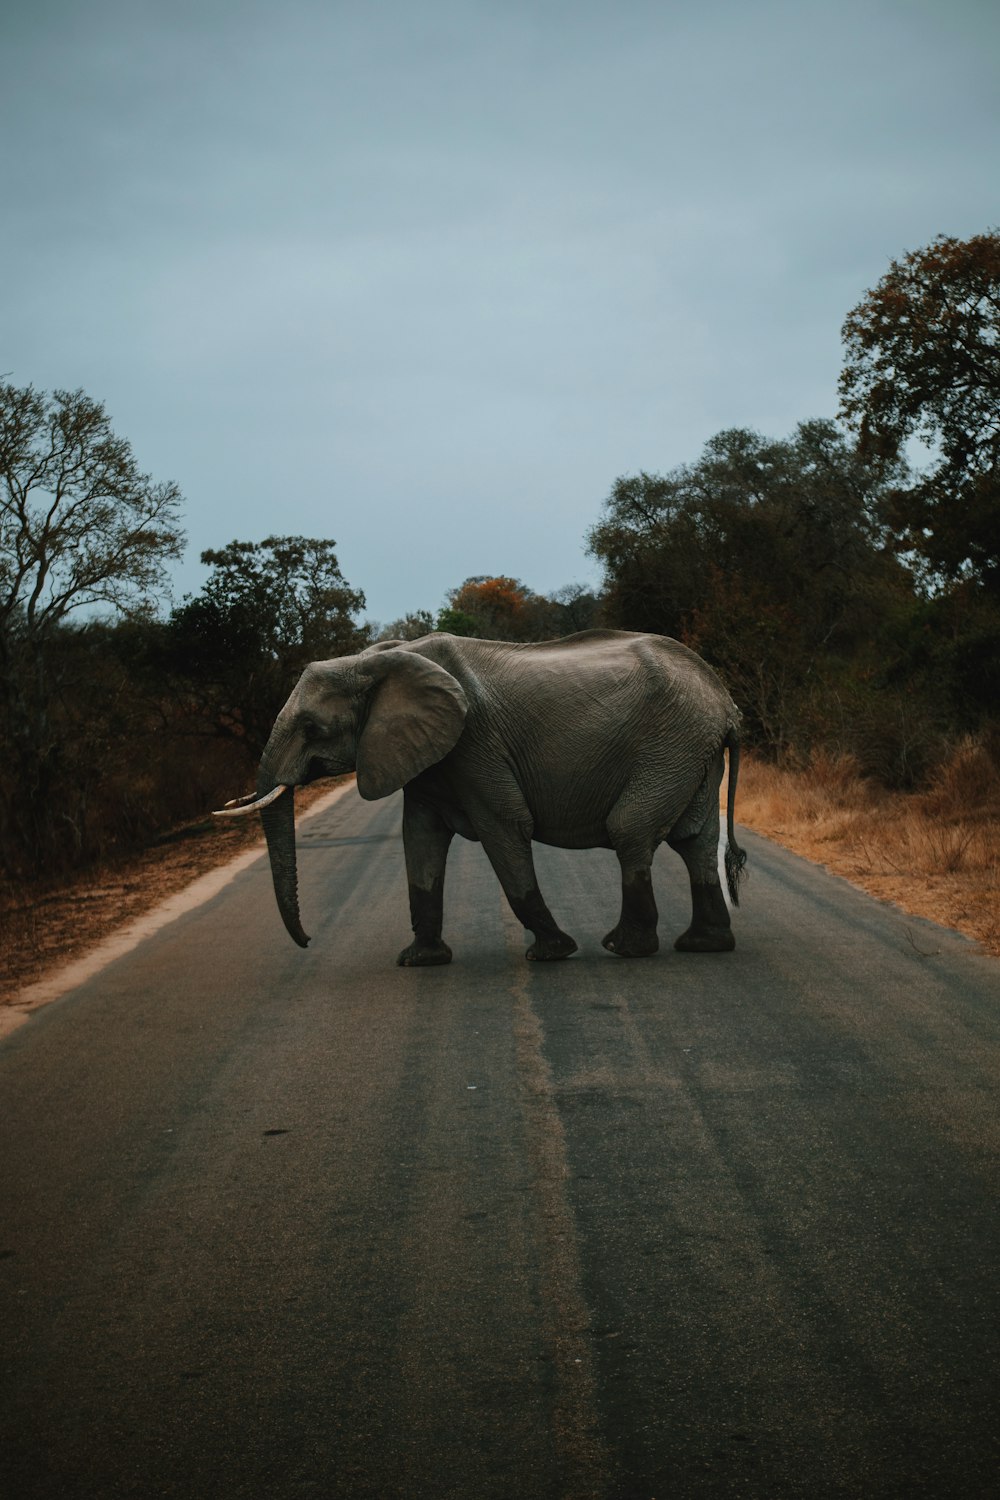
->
[258,781,311,948]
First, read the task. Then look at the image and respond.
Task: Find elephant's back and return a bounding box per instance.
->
[496,630,735,729]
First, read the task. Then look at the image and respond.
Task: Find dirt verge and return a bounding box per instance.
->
[0,779,351,1011]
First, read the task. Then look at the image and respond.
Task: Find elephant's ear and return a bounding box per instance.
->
[355,650,468,801]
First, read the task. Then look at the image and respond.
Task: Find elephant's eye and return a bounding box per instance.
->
[301,717,324,742]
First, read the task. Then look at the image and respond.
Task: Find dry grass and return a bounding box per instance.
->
[735,739,1000,956]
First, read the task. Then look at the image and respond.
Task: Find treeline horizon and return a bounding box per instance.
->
[2,229,998,885]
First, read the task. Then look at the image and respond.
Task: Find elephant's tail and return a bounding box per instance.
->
[724,731,748,906]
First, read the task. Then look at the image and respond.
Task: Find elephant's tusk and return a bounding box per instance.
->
[213,785,289,818]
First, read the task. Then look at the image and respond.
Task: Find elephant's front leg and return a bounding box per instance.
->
[479,823,577,962]
[398,794,455,967]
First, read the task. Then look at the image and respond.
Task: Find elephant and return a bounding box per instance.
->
[216,629,747,965]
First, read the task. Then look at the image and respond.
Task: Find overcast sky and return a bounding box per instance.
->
[3,0,998,625]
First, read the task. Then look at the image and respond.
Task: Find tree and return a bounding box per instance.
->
[0,384,184,646]
[375,609,435,642]
[437,575,596,641]
[839,230,1000,591]
[434,606,480,637]
[546,583,602,635]
[165,536,368,752]
[587,421,913,755]
[442,576,540,640]
[0,383,185,876]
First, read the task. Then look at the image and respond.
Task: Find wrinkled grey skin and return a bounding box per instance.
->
[251,629,746,966]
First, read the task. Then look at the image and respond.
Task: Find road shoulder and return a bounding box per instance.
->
[0,779,354,1040]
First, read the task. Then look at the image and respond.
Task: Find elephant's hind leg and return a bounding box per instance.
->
[668,754,735,953]
[602,862,660,957]
[398,794,455,967]
[671,874,735,952]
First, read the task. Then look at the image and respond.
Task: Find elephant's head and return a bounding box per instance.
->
[215,647,468,947]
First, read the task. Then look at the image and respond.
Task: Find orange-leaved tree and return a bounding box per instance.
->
[439,576,554,641]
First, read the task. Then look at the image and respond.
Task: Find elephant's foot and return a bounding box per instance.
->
[397,937,453,967]
[604,867,659,957]
[673,926,735,953]
[675,884,735,952]
[526,931,578,961]
[602,924,659,958]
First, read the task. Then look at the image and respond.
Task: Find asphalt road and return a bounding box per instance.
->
[2,786,999,1499]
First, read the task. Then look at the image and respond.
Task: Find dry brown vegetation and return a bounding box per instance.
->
[736,737,1000,956]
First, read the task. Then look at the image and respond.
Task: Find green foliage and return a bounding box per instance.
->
[839,229,1000,593]
[4,620,252,875]
[0,529,368,880]
[887,583,1000,730]
[165,536,368,754]
[588,420,912,755]
[435,607,480,637]
[0,383,186,879]
[375,609,436,642]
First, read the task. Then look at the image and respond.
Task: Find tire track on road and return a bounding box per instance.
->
[502,894,612,1500]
